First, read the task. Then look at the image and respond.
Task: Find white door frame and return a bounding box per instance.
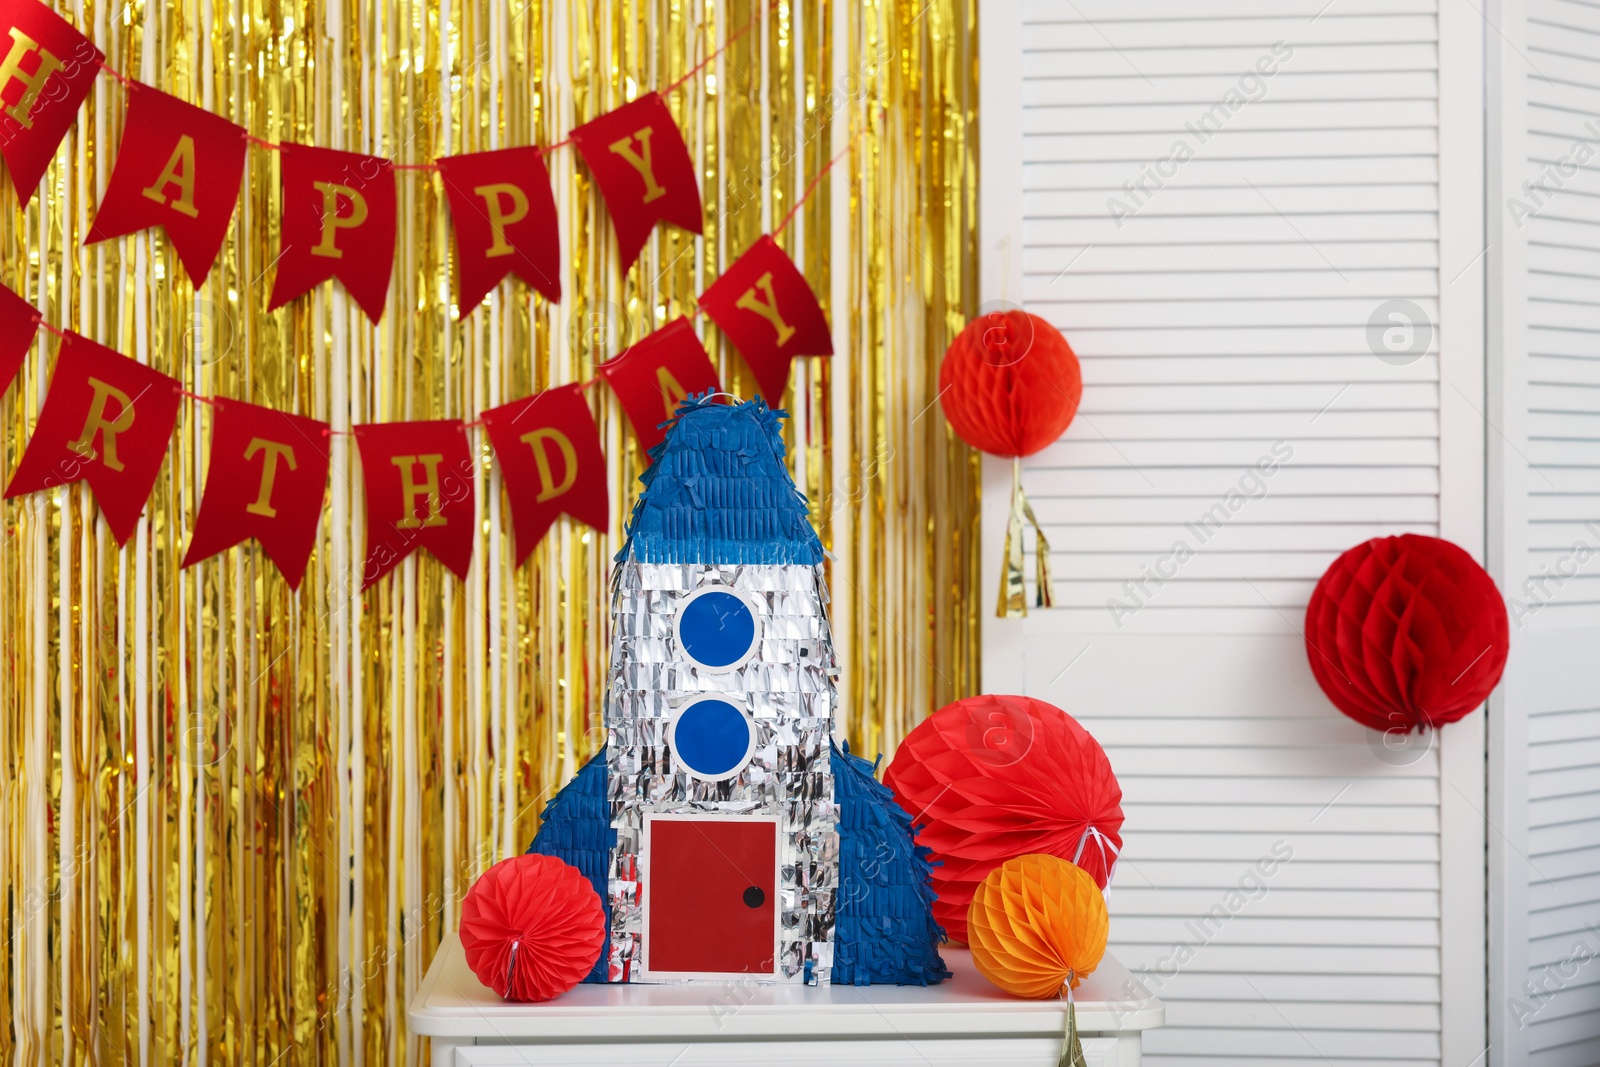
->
[1437,1,1489,1062]
[977,0,1027,680]
[1484,1,1532,1062]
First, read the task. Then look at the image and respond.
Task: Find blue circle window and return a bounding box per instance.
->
[675,588,761,672]
[669,698,756,780]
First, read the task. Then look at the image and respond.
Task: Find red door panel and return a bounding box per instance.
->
[647,817,777,975]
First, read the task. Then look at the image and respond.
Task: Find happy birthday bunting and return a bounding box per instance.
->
[698,235,833,403]
[269,143,396,323]
[481,384,608,565]
[438,146,561,315]
[0,0,882,583]
[570,94,702,274]
[183,399,330,589]
[355,419,474,588]
[599,317,720,455]
[0,281,39,399]
[4,331,179,544]
[87,83,247,287]
[0,0,101,205]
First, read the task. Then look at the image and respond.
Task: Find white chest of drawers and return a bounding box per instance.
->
[410,935,1164,1066]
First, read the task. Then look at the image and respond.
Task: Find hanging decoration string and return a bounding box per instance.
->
[775,118,872,235]
[94,0,777,171]
[663,8,760,95]
[1071,825,1121,902]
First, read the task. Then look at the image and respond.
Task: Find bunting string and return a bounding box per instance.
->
[0,0,784,320]
[95,0,775,170]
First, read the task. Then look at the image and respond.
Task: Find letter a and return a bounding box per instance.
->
[656,365,687,421]
[141,135,200,218]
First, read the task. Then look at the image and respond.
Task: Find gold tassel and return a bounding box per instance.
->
[1058,985,1087,1067]
[997,458,1054,618]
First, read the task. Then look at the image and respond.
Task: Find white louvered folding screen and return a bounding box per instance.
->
[981,2,1486,1064]
[1511,3,1600,1063]
[1528,0,1600,633]
[1519,637,1600,1067]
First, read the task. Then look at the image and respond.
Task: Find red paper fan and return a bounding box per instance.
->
[884,694,1123,944]
[460,854,606,1002]
[938,310,1081,458]
[1305,534,1509,734]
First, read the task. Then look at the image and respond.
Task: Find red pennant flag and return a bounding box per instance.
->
[355,419,474,588]
[598,317,720,455]
[699,235,833,403]
[480,384,607,566]
[0,281,40,399]
[268,143,396,323]
[0,0,102,205]
[86,83,247,288]
[570,94,702,274]
[437,146,560,316]
[182,399,330,589]
[4,331,180,544]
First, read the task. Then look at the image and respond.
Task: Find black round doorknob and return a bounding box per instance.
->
[742,885,765,909]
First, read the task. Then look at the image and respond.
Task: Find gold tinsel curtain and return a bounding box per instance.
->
[0,0,976,1062]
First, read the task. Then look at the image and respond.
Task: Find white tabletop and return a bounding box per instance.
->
[409,934,1164,1041]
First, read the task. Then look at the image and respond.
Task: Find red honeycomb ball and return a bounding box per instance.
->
[938,310,1081,458]
[1304,534,1509,733]
[460,853,606,1002]
[884,694,1122,944]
